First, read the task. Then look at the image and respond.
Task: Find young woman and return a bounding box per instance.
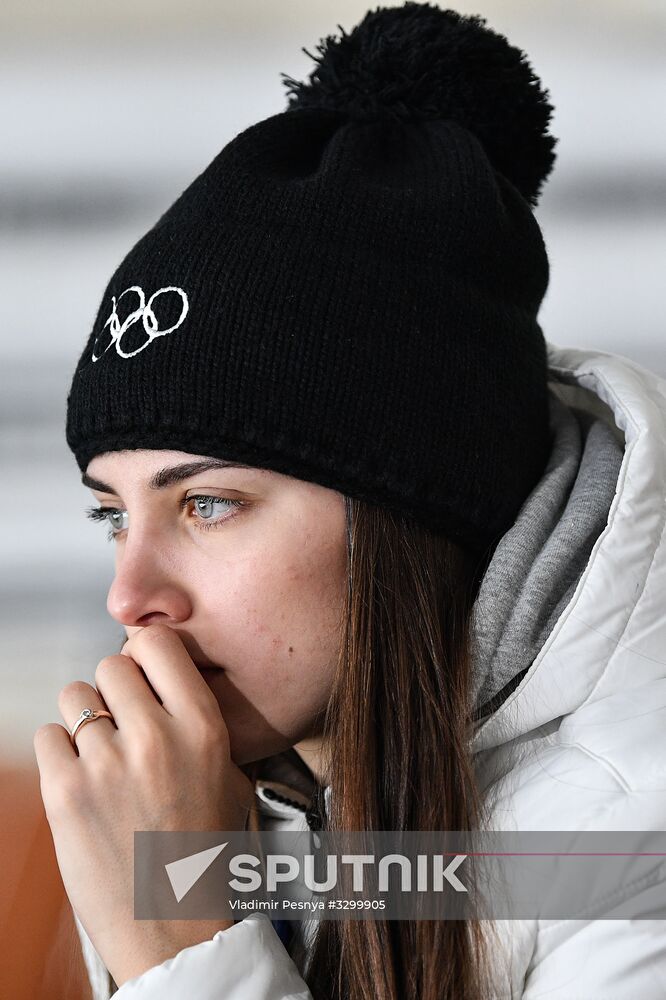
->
[34,3,666,998]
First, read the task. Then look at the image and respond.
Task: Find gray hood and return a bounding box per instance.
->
[470,384,624,720]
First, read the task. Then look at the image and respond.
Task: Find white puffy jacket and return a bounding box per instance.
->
[76,340,666,999]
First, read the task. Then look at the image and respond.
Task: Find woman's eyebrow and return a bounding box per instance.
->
[81,459,256,494]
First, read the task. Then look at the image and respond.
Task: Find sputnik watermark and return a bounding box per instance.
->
[134,830,666,921]
[157,837,467,918]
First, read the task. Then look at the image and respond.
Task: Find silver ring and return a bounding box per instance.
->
[69,707,115,749]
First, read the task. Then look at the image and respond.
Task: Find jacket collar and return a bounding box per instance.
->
[472,340,666,752]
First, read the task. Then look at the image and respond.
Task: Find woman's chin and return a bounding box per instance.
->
[194,667,296,765]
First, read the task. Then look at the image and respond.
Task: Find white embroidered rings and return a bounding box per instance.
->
[92,285,189,362]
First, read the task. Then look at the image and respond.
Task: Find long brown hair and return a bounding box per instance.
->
[248,494,507,999]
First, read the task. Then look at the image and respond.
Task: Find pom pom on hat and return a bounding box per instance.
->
[281,1,558,207]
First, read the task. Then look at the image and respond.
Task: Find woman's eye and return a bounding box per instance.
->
[187,496,243,526]
[107,509,127,531]
[84,506,128,540]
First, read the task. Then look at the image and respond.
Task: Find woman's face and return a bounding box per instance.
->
[82,449,348,769]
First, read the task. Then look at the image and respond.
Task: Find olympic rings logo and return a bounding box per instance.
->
[92,285,189,362]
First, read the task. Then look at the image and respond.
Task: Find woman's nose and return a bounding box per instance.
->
[106,538,192,628]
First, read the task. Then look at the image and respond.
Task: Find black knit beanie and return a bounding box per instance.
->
[66,2,558,556]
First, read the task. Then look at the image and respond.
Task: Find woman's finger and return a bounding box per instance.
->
[120,624,221,722]
[57,680,116,755]
[93,653,166,729]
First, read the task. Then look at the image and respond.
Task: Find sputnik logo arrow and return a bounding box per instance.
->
[165,842,228,903]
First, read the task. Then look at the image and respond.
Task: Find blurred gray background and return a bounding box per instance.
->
[1,0,665,761]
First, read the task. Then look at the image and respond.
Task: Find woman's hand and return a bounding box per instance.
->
[33,623,255,986]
